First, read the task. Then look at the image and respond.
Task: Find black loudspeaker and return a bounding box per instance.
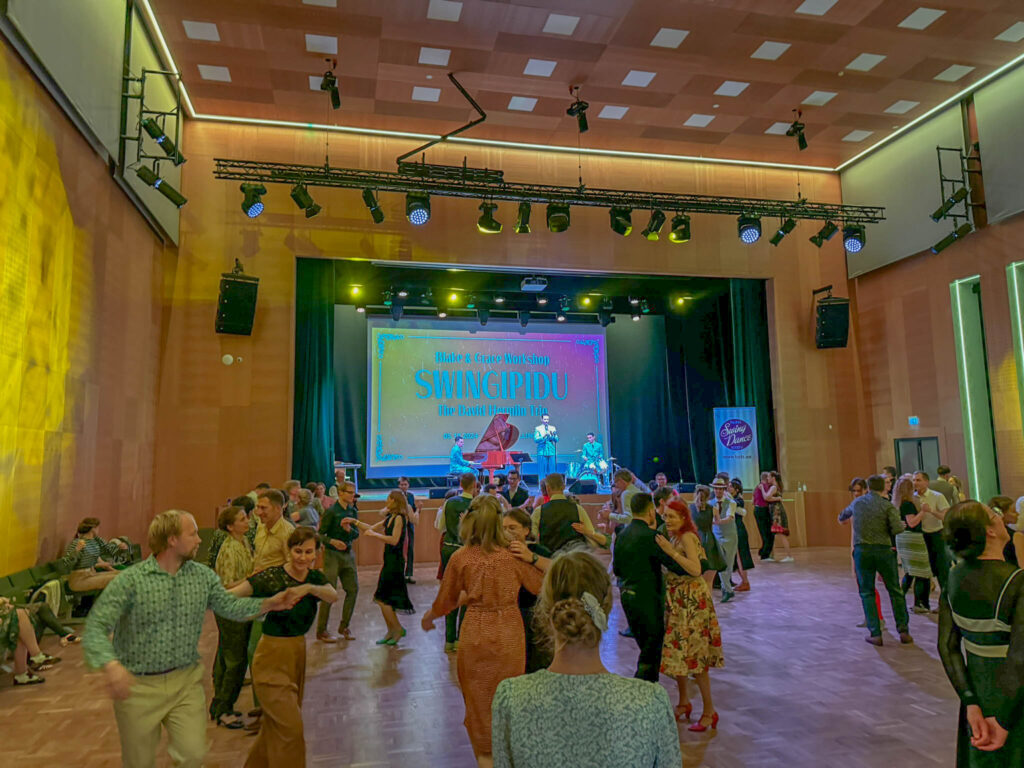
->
[815,297,850,349]
[216,272,259,335]
[428,488,450,499]
[568,478,598,495]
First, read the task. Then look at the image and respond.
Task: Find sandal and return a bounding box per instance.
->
[14,672,45,685]
[28,654,60,671]
[60,634,81,646]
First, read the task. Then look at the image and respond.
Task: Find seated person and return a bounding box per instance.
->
[60,517,128,592]
[449,436,476,475]
[0,597,61,686]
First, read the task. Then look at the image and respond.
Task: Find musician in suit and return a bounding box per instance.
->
[449,436,476,476]
[501,469,530,508]
[533,414,558,477]
[580,432,608,485]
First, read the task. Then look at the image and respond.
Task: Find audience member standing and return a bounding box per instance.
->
[691,485,726,594]
[316,480,360,642]
[491,551,681,768]
[531,473,595,553]
[881,466,898,499]
[838,475,913,646]
[729,478,754,590]
[932,466,958,506]
[61,517,129,592]
[938,501,1024,765]
[399,477,419,583]
[752,472,776,561]
[915,471,953,593]
[436,472,477,652]
[608,470,641,529]
[709,479,739,603]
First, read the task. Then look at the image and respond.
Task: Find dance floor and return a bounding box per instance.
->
[0,547,959,767]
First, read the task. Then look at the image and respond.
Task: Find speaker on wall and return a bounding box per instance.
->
[815,297,850,349]
[216,271,259,335]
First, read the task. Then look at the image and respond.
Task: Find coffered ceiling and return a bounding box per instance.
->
[146,0,1024,169]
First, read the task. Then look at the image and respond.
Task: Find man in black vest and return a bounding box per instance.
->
[435,471,476,652]
[531,473,596,553]
[501,468,530,508]
[612,492,686,681]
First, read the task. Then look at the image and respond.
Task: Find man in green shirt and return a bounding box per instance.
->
[83,509,298,768]
[316,480,361,642]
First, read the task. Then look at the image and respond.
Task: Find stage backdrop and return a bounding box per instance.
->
[365,318,610,478]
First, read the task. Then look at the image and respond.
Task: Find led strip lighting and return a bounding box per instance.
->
[1008,262,1024,441]
[951,276,981,498]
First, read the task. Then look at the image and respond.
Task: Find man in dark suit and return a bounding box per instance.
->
[612,492,686,681]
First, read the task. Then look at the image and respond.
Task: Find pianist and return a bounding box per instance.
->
[449,436,476,475]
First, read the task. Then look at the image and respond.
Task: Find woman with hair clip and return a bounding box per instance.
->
[938,501,1024,766]
[491,550,681,768]
[422,495,549,768]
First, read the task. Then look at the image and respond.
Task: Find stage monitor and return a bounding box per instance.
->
[366,318,610,479]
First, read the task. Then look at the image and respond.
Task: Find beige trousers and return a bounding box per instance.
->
[69,568,119,592]
[246,634,307,768]
[112,662,207,768]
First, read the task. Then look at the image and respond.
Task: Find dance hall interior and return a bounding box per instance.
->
[3,2,1024,767]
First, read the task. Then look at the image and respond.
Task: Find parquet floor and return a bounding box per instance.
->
[0,548,959,767]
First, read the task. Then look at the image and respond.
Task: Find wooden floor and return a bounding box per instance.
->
[0,547,960,767]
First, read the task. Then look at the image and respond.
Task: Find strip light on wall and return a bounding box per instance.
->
[1007,261,1024,442]
[951,277,981,499]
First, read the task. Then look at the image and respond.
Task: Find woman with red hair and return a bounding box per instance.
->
[655,500,725,732]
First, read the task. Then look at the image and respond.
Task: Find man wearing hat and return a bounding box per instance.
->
[316,480,361,642]
[709,478,740,603]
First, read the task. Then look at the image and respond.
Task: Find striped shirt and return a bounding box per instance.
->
[60,536,120,571]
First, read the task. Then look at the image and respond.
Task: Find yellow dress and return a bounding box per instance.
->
[661,533,725,677]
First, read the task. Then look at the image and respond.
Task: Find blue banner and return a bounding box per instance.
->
[713,407,759,490]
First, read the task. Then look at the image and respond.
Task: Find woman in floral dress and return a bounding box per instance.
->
[655,500,725,732]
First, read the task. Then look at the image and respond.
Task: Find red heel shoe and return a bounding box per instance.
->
[674,702,692,722]
[688,712,718,732]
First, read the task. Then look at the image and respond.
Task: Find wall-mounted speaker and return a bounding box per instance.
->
[216,272,259,335]
[568,478,598,495]
[815,297,850,349]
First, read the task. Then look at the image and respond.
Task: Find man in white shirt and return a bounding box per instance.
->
[913,471,951,592]
[609,470,641,527]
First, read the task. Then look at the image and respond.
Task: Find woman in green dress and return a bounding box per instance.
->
[938,501,1024,766]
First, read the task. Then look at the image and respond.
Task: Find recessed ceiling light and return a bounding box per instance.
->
[543,13,579,35]
[846,53,886,72]
[622,70,656,88]
[523,58,557,77]
[802,90,837,106]
[764,121,791,135]
[412,86,441,102]
[842,130,874,142]
[995,22,1024,43]
[182,21,220,42]
[305,34,337,55]
[598,105,629,120]
[751,41,790,61]
[427,0,462,22]
[197,64,231,82]
[898,8,945,30]
[302,0,337,6]
[795,0,837,15]
[885,99,919,114]
[684,113,715,128]
[650,28,689,49]
[508,96,537,112]
[715,80,749,97]
[418,47,451,66]
[934,64,975,82]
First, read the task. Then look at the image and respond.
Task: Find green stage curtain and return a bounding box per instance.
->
[729,278,778,475]
[292,258,337,485]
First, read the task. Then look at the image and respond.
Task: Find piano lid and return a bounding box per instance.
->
[475,413,519,452]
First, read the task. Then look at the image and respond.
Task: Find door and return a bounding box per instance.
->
[894,437,941,477]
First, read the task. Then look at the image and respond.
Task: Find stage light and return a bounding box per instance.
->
[466,294,477,309]
[350,286,361,297]
[382,289,393,307]
[141,117,185,165]
[547,203,570,233]
[809,221,838,248]
[438,309,448,318]
[597,297,615,327]
[477,307,490,326]
[668,213,691,243]
[239,182,266,217]
[843,224,866,253]
[448,292,459,304]
[362,189,384,223]
[556,311,567,322]
[494,295,505,304]
[931,187,968,222]
[136,165,187,207]
[631,309,641,322]
[477,202,502,234]
[640,299,650,315]
[580,296,592,307]
[641,210,666,241]
[674,297,685,307]
[560,296,572,313]
[566,94,589,134]
[355,305,365,313]
[390,303,403,322]
[518,310,530,327]
[628,296,640,306]
[289,183,321,218]
[786,117,808,151]
[737,215,761,244]
[537,296,548,306]
[320,71,341,110]
[931,222,973,254]
[609,207,633,236]
[406,192,431,225]
[397,289,409,298]
[769,218,797,246]
[515,202,531,234]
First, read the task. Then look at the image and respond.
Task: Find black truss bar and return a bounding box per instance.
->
[395,73,488,166]
[213,158,886,224]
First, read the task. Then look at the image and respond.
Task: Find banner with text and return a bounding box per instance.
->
[713,407,759,490]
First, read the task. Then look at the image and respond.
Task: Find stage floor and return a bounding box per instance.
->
[1,547,959,767]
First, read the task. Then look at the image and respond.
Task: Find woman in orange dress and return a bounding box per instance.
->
[421,495,548,767]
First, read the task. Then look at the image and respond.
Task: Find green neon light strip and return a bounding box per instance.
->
[1008,262,1024,443]
[951,277,980,499]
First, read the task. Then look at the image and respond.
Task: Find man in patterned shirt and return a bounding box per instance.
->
[83,509,299,768]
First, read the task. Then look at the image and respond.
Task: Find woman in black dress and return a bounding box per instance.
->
[729,479,753,591]
[938,501,1024,766]
[344,490,414,645]
[691,485,726,594]
[502,507,554,672]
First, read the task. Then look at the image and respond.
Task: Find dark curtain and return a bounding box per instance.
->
[291,259,337,486]
[729,278,778,474]
[333,303,368,475]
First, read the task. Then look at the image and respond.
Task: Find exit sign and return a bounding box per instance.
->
[908,416,920,426]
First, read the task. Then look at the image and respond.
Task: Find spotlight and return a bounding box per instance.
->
[320,71,341,110]
[641,210,666,241]
[518,310,530,327]
[640,299,650,315]
[448,292,459,304]
[769,218,797,246]
[842,224,866,253]
[406,192,431,225]
[390,303,403,322]
[737,215,761,244]
[566,89,589,133]
[597,298,615,328]
[786,116,808,151]
[673,297,685,307]
[477,202,502,234]
[136,166,187,207]
[477,308,490,326]
[355,305,366,313]
[397,289,409,298]
[559,296,572,313]
[931,222,973,254]
[350,286,361,297]
[140,117,185,165]
[466,294,477,309]
[494,295,505,304]
[239,182,266,217]
[547,203,570,233]
[609,207,633,237]
[809,221,838,248]
[438,309,448,318]
[515,202,531,234]
[930,187,969,222]
[362,189,384,224]
[580,296,592,307]
[537,297,548,306]
[668,213,691,243]
[556,311,567,322]
[628,296,640,306]
[289,183,321,218]
[631,309,641,322]
[382,289,393,307]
